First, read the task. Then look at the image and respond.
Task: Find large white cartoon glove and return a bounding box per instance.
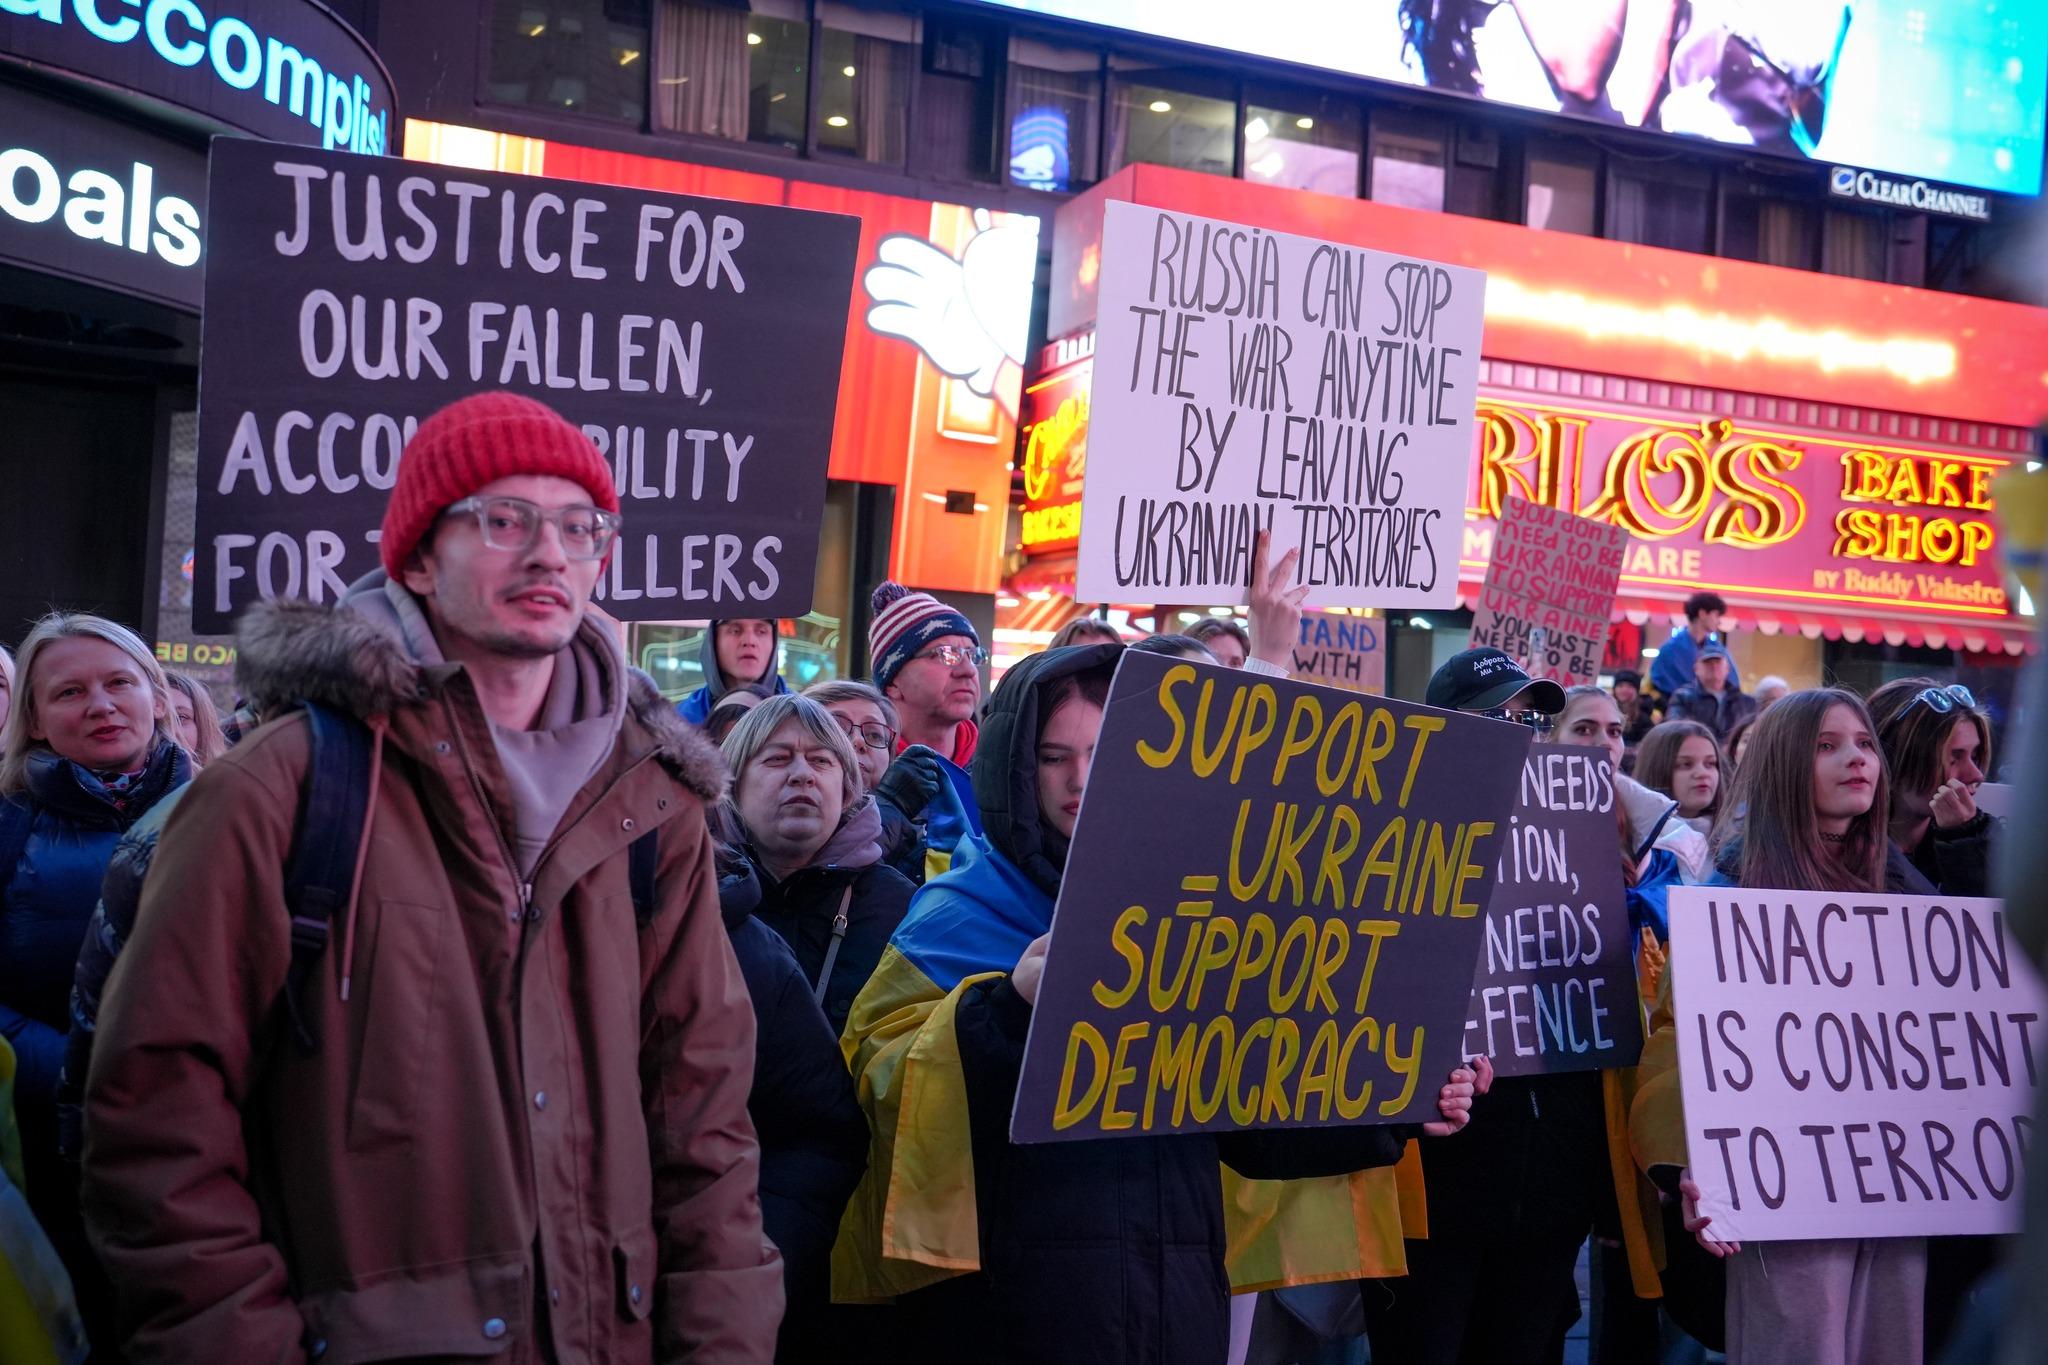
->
[864,212,1037,398]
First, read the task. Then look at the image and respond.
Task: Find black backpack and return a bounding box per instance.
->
[279,702,660,1053]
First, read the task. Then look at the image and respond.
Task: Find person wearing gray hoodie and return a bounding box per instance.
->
[679,619,791,727]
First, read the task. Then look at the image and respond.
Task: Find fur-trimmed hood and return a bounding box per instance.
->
[234,593,728,805]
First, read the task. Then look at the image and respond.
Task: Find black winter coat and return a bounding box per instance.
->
[718,859,869,1362]
[893,644,1417,1365]
[1904,810,1997,898]
[742,805,916,1033]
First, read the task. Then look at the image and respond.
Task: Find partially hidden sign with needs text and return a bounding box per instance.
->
[1076,201,1485,609]
[1669,886,2044,1241]
[1011,649,1529,1142]
[1468,497,1627,687]
[1464,745,1641,1078]
[193,139,858,630]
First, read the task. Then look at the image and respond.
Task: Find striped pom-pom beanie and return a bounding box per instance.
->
[869,581,979,692]
[379,391,618,578]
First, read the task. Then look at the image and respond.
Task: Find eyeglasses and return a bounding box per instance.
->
[443,496,622,560]
[1909,684,1976,716]
[832,714,897,751]
[1482,707,1555,735]
[912,644,989,669]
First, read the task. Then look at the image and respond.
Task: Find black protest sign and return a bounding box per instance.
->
[1668,888,2045,1240]
[192,138,858,630]
[1011,649,1531,1143]
[1463,745,1642,1077]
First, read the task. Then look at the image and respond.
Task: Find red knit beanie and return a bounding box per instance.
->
[379,392,619,578]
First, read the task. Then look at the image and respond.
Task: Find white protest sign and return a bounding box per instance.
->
[1468,497,1628,687]
[1973,783,2015,818]
[1669,886,2044,1241]
[1076,201,1484,608]
[1290,610,1386,693]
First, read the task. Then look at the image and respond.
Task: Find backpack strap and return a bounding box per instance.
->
[628,827,660,929]
[282,702,372,1055]
[812,884,854,1006]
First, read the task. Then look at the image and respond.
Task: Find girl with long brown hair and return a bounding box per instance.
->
[1867,677,1995,897]
[1634,719,1725,837]
[1635,689,1934,1365]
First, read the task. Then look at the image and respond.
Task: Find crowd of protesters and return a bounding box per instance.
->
[0,392,2031,1365]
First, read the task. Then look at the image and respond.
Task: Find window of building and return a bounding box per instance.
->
[1368,110,1446,211]
[1720,184,1816,269]
[913,16,1000,181]
[1242,96,1361,196]
[1524,143,1597,234]
[652,0,806,147]
[1607,160,1712,254]
[817,3,916,164]
[1109,65,1236,178]
[1007,37,1100,192]
[1822,209,1888,281]
[488,0,652,123]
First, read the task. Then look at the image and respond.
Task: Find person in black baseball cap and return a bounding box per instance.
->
[1425,647,1567,726]
[1365,645,1591,1365]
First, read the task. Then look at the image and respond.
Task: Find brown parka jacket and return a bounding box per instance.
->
[80,597,783,1364]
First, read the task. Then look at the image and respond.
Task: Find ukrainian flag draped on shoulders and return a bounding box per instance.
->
[832,642,1413,1305]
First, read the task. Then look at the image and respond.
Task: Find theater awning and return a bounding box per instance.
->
[1451,587,2037,655]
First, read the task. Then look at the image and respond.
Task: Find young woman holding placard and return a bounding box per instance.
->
[1633,689,1936,1365]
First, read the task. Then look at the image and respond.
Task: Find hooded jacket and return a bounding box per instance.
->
[79,589,782,1365]
[836,645,1417,1365]
[734,800,915,1033]
[0,740,189,1187]
[715,857,869,1363]
[678,622,792,727]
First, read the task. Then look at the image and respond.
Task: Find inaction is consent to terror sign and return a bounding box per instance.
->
[192,138,859,630]
[1011,649,1529,1142]
[1669,887,2045,1241]
[1075,202,1485,609]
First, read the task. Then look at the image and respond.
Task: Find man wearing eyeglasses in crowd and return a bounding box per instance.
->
[868,581,987,766]
[81,393,780,1363]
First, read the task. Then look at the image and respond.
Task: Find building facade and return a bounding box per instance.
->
[6,0,2044,713]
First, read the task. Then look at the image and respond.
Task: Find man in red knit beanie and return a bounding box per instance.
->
[83,391,783,1363]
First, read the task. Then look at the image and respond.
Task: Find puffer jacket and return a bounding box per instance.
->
[887,645,1418,1365]
[0,740,189,1184]
[734,801,915,1033]
[716,857,869,1363]
[677,622,791,727]
[79,596,782,1365]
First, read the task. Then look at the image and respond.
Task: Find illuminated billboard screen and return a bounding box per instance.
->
[980,0,2047,197]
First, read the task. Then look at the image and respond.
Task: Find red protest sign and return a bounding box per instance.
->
[1468,498,1628,686]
